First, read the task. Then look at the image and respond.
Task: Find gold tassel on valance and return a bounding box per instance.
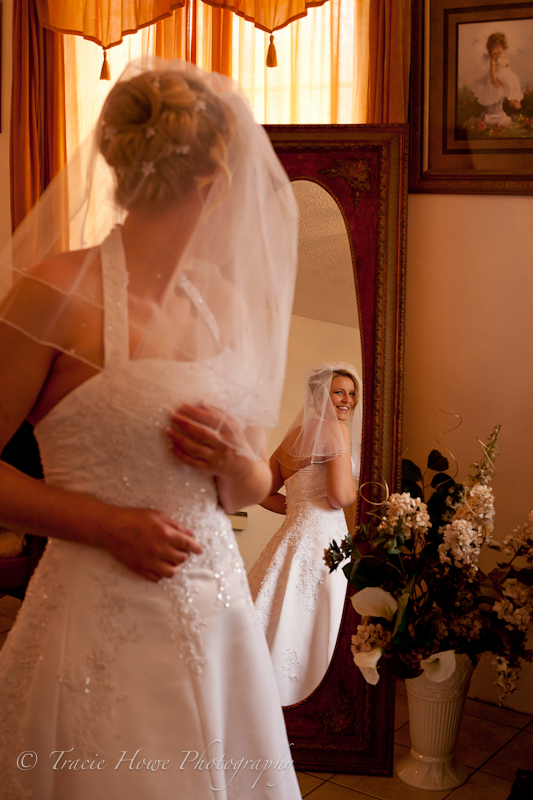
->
[100,50,111,80]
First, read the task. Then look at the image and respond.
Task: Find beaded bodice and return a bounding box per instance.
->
[32,226,251,674]
[284,462,329,508]
[34,226,241,519]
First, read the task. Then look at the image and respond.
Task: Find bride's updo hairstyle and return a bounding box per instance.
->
[97,69,235,211]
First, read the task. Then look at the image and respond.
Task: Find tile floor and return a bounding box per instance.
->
[1,594,529,799]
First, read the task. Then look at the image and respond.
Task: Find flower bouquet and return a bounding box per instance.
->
[324,425,533,701]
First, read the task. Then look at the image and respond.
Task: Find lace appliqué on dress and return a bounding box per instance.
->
[250,464,347,626]
[59,563,143,755]
[0,543,66,800]
[281,648,302,683]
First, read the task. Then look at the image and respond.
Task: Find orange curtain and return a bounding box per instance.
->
[210,8,233,75]
[10,0,67,232]
[201,0,328,33]
[366,0,410,123]
[34,0,186,49]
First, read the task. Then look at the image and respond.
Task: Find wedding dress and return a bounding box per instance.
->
[0,229,301,800]
[248,461,349,706]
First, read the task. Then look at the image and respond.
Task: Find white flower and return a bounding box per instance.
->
[503,519,533,556]
[145,126,156,139]
[384,493,431,538]
[351,587,398,622]
[493,582,533,632]
[420,650,456,683]
[352,619,391,652]
[174,145,191,155]
[351,646,383,685]
[493,656,520,702]
[456,484,495,538]
[438,518,484,574]
[194,98,207,112]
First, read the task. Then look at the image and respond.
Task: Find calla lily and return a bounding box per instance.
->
[420,650,456,683]
[352,647,383,685]
[351,587,398,622]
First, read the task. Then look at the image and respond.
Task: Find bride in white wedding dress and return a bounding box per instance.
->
[0,60,301,799]
[248,363,362,706]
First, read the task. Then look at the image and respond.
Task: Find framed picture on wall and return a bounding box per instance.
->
[410,0,533,194]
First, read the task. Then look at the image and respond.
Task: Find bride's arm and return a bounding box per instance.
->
[166,405,272,514]
[259,453,287,515]
[326,424,357,509]
[0,317,202,582]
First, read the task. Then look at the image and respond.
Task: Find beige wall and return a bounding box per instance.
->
[404,193,533,711]
[0,0,13,251]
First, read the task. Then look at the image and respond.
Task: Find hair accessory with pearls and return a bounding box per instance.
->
[104,125,117,140]
[141,161,155,176]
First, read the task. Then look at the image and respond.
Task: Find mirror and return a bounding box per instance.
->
[257,124,408,776]
[240,180,362,706]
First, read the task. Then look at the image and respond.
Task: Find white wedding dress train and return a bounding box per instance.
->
[248,463,348,706]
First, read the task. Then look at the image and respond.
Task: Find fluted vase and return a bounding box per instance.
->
[396,653,473,791]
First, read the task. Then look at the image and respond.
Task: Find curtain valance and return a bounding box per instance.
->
[34,1,186,49]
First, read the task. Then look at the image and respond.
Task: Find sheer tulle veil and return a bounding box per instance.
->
[276,362,363,483]
[0,58,298,457]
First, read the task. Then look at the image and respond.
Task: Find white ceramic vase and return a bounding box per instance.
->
[396,653,473,791]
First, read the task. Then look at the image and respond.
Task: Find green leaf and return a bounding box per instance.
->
[343,557,361,583]
[508,568,533,587]
[402,459,423,483]
[478,582,499,600]
[427,449,449,472]
[391,591,411,638]
[488,566,511,585]
[401,478,423,500]
[430,472,454,489]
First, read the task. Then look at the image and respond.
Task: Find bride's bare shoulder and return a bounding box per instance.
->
[28,248,100,291]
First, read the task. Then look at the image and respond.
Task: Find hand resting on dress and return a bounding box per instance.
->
[166,404,272,514]
[105,505,203,583]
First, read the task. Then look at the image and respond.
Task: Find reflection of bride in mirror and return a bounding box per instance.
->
[248,362,362,705]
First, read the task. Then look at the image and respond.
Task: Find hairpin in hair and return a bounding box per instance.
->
[141,161,155,176]
[151,76,161,89]
[104,125,117,141]
[146,126,156,139]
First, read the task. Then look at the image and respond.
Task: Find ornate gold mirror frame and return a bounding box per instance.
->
[264,124,408,775]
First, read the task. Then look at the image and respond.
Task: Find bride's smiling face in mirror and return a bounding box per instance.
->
[330,375,356,422]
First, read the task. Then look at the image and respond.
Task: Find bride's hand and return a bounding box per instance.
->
[107,506,203,582]
[166,404,252,480]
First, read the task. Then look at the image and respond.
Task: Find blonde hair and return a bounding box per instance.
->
[97,70,235,211]
[486,32,508,54]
